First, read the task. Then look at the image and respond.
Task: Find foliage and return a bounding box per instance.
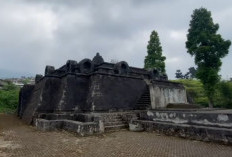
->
[144,30,166,73]
[175,70,184,79]
[214,81,232,108]
[188,67,197,79]
[186,8,231,107]
[175,67,197,79]
[22,78,30,85]
[0,83,20,113]
[173,79,232,108]
[172,79,208,107]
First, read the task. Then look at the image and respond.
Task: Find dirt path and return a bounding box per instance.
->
[0,114,232,157]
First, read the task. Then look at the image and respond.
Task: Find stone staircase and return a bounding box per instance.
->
[135,86,151,110]
[104,114,128,132]
[36,112,141,135]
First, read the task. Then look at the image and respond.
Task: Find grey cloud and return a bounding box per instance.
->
[0,0,231,79]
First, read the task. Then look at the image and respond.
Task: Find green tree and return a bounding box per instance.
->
[144,30,166,73]
[186,8,231,107]
[216,81,232,108]
[175,69,184,79]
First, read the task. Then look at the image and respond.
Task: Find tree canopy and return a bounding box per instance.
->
[144,30,166,73]
[186,8,231,107]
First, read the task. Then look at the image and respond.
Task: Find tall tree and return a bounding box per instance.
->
[144,30,166,73]
[175,69,184,79]
[186,8,231,107]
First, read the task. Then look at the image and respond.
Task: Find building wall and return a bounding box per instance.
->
[149,81,187,109]
[87,74,147,111]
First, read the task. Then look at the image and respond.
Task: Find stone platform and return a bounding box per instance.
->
[34,109,232,144]
[35,111,143,136]
[132,109,232,144]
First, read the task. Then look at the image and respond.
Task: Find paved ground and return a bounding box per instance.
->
[1,114,232,157]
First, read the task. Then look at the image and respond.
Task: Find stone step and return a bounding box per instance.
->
[135,106,149,110]
[141,94,150,96]
[137,98,150,100]
[136,103,150,106]
[136,101,151,104]
[104,121,127,126]
[104,124,128,132]
[103,118,124,122]
[141,93,150,96]
[136,86,151,108]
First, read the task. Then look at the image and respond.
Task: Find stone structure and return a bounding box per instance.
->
[18,53,232,144]
[18,53,187,124]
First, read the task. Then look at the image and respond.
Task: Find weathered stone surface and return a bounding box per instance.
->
[35,74,43,84]
[45,65,55,75]
[36,118,99,136]
[129,122,144,132]
[18,84,34,118]
[113,61,130,75]
[66,60,78,73]
[79,59,94,74]
[149,80,187,108]
[131,109,232,144]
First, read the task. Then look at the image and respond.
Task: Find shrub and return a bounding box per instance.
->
[0,83,20,113]
[214,81,232,108]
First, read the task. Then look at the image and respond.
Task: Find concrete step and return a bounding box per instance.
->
[104,121,127,126]
[104,118,124,123]
[136,101,150,104]
[135,104,150,106]
[105,124,128,132]
[137,98,151,101]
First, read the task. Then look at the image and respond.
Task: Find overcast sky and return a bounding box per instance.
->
[0,0,231,79]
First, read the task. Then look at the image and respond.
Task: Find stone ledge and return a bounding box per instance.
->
[132,120,232,144]
[35,118,99,136]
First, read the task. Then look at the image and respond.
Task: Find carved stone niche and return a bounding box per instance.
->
[114,61,130,75]
[35,74,43,83]
[149,68,160,80]
[45,65,55,76]
[92,52,104,66]
[160,73,168,81]
[66,60,78,73]
[79,59,94,74]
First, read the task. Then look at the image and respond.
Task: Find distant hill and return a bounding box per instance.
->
[0,69,34,79]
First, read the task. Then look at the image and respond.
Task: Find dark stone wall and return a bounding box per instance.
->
[87,74,147,111]
[22,80,44,124]
[37,77,63,112]
[18,85,34,118]
[58,75,90,112]
[21,75,91,123]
